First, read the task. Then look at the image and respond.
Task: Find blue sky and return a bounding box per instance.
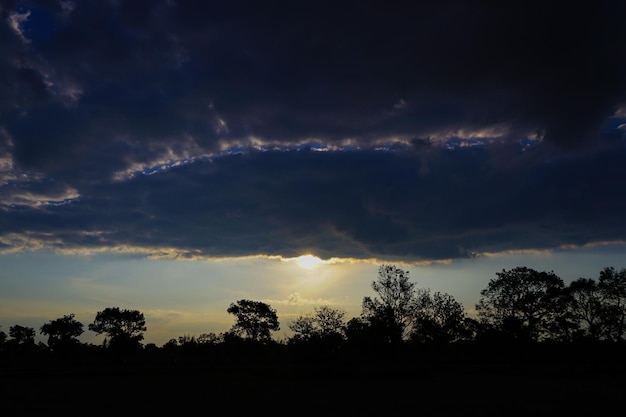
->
[2,1,626,345]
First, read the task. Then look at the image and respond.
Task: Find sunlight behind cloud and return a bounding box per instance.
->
[292,254,325,269]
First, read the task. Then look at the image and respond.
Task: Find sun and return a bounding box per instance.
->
[294,254,325,269]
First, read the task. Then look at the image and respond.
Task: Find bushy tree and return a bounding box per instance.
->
[40,313,84,351]
[476,267,566,341]
[410,289,468,344]
[88,307,146,350]
[7,325,36,351]
[227,299,280,342]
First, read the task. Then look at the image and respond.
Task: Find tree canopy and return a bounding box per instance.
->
[40,313,84,352]
[289,306,347,342]
[475,266,566,341]
[226,299,280,342]
[361,264,418,343]
[411,289,469,344]
[7,325,35,350]
[88,307,147,350]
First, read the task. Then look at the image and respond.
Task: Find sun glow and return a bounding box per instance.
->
[292,254,325,269]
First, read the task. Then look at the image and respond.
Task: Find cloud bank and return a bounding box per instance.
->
[2,1,626,262]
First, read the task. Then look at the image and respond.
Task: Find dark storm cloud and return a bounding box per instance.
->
[3,146,626,261]
[2,1,626,260]
[2,1,625,176]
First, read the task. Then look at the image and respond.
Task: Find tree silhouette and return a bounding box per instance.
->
[361,264,418,343]
[289,315,316,341]
[564,278,605,340]
[289,306,346,342]
[597,267,626,341]
[288,306,347,356]
[410,289,469,344]
[226,299,280,342]
[476,267,566,341]
[40,313,84,352]
[7,325,36,351]
[314,306,346,336]
[88,307,146,350]
[4,262,626,378]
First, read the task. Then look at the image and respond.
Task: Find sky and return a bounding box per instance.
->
[2,0,626,346]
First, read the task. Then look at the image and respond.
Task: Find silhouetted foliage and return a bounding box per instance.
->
[343,311,404,356]
[410,289,470,344]
[564,278,605,341]
[361,264,417,343]
[40,313,84,352]
[288,306,347,357]
[289,315,316,341]
[197,332,223,345]
[476,267,571,342]
[3,263,626,383]
[314,306,346,337]
[289,306,346,341]
[88,307,146,351]
[344,316,372,346]
[178,334,197,345]
[6,325,36,352]
[0,327,6,351]
[160,332,224,359]
[163,338,178,350]
[597,267,626,341]
[226,299,280,342]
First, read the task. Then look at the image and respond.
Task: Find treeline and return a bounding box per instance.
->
[2,264,626,365]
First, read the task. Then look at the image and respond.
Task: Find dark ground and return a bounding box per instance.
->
[2,352,624,416]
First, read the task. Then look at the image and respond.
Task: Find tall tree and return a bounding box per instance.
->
[598,267,626,341]
[476,266,566,341]
[565,278,605,340]
[88,307,146,350]
[361,264,418,343]
[227,299,280,342]
[40,313,84,351]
